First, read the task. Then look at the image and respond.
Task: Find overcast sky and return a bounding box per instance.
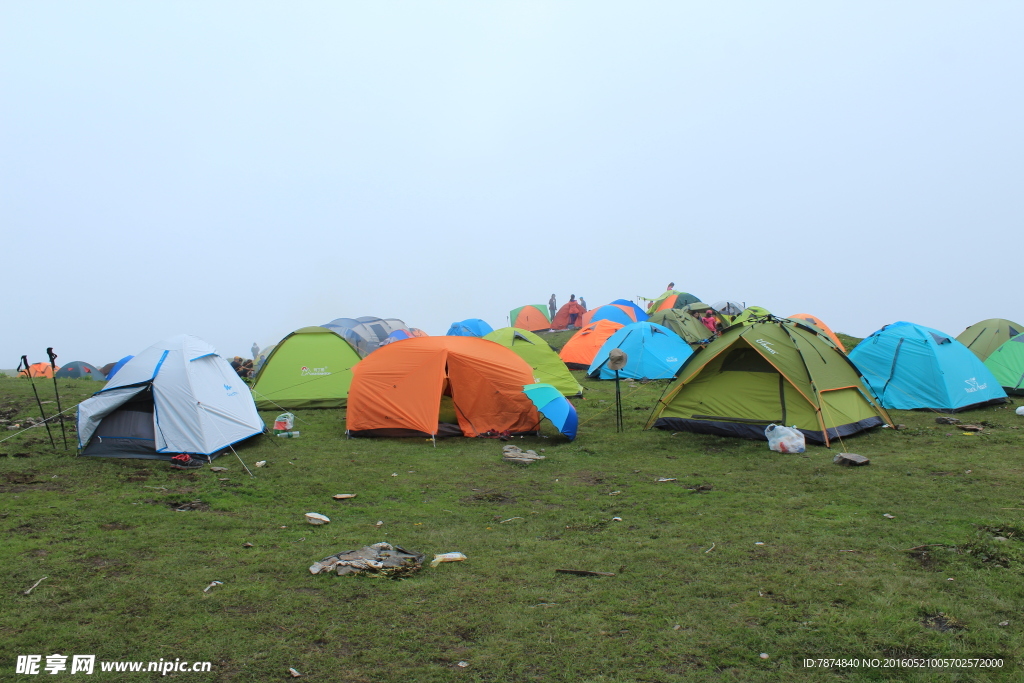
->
[3,2,1021,367]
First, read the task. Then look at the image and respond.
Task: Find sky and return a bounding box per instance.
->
[2,2,1022,367]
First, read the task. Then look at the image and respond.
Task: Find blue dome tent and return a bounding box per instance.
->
[848,321,1007,412]
[587,322,693,380]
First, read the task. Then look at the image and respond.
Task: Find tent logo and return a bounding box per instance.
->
[964,377,987,393]
[665,356,678,363]
[754,339,778,355]
[223,383,239,397]
[301,366,331,376]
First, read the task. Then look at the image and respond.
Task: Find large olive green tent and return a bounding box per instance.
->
[483,327,583,397]
[647,317,891,445]
[250,326,362,409]
[956,318,1024,361]
[983,334,1024,394]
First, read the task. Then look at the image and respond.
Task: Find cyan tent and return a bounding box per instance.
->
[587,322,692,380]
[848,321,1007,411]
[446,319,494,337]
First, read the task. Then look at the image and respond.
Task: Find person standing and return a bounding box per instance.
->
[568,295,581,327]
[579,296,587,310]
[548,294,557,320]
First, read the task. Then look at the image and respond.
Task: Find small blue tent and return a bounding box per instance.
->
[446,319,493,337]
[848,321,1007,411]
[587,322,693,380]
[610,299,649,322]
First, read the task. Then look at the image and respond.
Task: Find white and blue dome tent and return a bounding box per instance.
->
[848,321,1008,412]
[77,335,264,461]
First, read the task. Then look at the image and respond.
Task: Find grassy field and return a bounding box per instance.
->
[3,334,1024,682]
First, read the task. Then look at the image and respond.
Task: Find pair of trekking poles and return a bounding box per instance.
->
[16,348,68,450]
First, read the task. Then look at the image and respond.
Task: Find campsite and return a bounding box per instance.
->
[3,324,1024,681]
[6,2,1024,680]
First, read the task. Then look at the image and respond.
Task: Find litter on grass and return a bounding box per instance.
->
[305,513,330,525]
[333,493,357,499]
[502,445,546,464]
[310,542,425,577]
[203,581,223,593]
[430,552,467,567]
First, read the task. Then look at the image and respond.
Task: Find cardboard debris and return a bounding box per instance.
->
[502,445,546,464]
[310,542,424,578]
[305,513,330,525]
[833,453,870,466]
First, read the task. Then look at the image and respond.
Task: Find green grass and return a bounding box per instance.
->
[2,369,1024,682]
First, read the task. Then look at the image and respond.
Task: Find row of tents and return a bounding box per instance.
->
[30,284,1023,462]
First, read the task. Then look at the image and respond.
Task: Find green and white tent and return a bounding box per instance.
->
[647,317,891,445]
[483,327,583,397]
[984,334,1024,394]
[956,318,1024,361]
[250,326,362,409]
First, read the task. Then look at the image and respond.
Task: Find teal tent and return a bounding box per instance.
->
[849,322,1007,411]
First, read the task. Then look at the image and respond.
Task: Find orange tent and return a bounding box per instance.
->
[559,320,624,369]
[510,305,551,332]
[550,300,587,330]
[346,336,541,438]
[787,313,845,351]
[19,362,57,378]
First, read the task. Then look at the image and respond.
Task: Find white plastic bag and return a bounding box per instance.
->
[765,424,805,453]
[273,412,295,433]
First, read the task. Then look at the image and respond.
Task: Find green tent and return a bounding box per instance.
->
[645,289,702,314]
[647,317,891,445]
[956,318,1024,361]
[983,334,1024,394]
[729,305,772,326]
[250,326,362,409]
[483,327,583,397]
[647,304,719,347]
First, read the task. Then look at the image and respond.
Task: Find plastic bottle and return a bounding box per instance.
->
[276,431,300,438]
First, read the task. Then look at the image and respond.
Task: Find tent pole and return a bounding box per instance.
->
[46,348,68,450]
[19,355,56,449]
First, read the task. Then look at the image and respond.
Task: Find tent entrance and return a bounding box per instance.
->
[80,387,159,459]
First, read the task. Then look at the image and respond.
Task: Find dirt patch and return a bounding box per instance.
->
[460,491,517,505]
[571,470,607,485]
[907,548,940,570]
[167,500,210,512]
[0,484,62,493]
[922,612,966,632]
[124,469,151,483]
[100,522,133,531]
[686,483,714,493]
[2,472,41,485]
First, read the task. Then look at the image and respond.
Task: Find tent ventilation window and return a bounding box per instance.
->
[721,348,777,373]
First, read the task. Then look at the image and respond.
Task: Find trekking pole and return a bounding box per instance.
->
[46,347,68,450]
[614,369,623,433]
[19,355,56,449]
